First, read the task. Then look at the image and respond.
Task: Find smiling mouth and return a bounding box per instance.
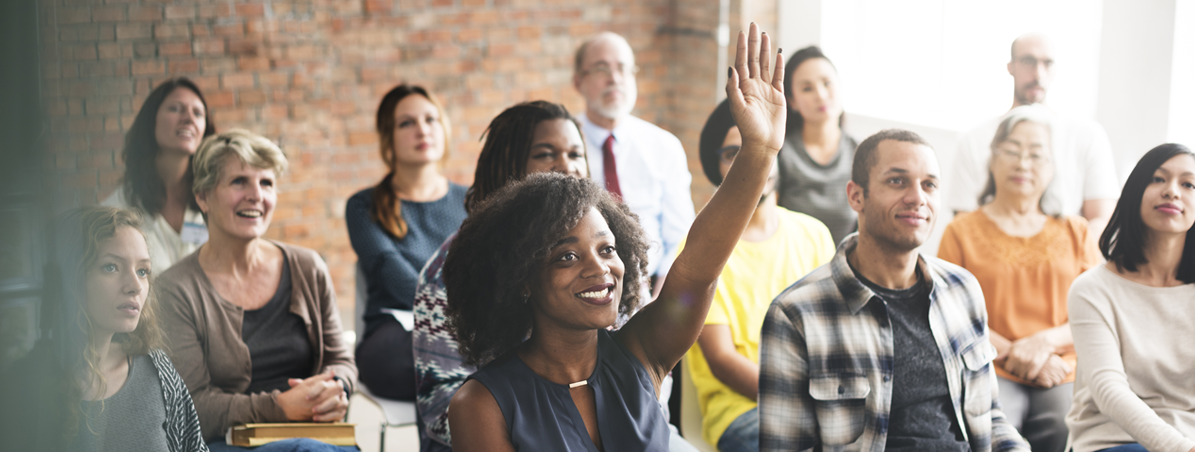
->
[577,286,614,299]
[237,209,263,218]
[176,129,196,139]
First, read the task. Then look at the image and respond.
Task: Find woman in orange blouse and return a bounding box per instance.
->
[939,105,1101,452]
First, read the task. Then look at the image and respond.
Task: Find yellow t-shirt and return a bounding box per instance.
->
[680,207,835,446]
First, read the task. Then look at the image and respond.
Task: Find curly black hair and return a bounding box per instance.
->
[443,172,649,366]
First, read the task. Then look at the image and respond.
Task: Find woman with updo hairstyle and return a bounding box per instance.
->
[411,99,588,451]
[445,24,786,451]
[156,130,357,451]
[777,45,858,245]
[0,206,206,452]
[103,77,216,275]
[346,84,466,401]
[1066,143,1195,452]
[939,105,1100,452]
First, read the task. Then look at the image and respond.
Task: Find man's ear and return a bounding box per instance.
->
[1007,60,1015,77]
[573,73,583,91]
[846,180,866,214]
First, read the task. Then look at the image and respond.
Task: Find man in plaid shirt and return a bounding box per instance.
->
[759,129,1030,452]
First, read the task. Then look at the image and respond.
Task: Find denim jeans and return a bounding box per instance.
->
[1097,444,1150,452]
[716,407,759,452]
[207,438,359,452]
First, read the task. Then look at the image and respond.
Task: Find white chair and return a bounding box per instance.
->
[348,263,420,452]
[680,358,719,452]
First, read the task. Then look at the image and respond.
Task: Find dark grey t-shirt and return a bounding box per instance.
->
[777,131,858,245]
[76,354,170,452]
[242,256,313,394]
[853,266,970,452]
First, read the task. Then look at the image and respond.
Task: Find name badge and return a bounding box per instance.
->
[181,222,209,245]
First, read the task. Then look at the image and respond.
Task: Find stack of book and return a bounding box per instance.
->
[227,423,356,447]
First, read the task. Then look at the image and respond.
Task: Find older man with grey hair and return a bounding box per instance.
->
[573,32,695,285]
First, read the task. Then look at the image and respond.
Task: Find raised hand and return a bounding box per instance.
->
[726,22,786,155]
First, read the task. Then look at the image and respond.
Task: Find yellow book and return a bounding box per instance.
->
[226,423,356,447]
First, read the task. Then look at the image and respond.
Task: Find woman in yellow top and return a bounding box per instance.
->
[938,105,1101,452]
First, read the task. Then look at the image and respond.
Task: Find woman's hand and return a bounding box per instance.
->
[277,372,348,422]
[1031,355,1072,388]
[726,22,786,156]
[1003,333,1059,382]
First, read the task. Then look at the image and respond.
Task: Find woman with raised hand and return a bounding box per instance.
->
[155,130,357,451]
[412,100,588,451]
[346,84,467,401]
[103,77,216,275]
[1066,143,1195,452]
[776,46,857,245]
[446,23,786,451]
[0,206,207,452]
[938,105,1100,452]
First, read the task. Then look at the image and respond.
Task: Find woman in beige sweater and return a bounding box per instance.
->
[1066,143,1195,452]
[156,130,357,451]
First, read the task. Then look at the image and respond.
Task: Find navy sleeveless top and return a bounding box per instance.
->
[469,328,671,451]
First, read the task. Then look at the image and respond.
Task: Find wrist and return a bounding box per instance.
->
[332,375,352,398]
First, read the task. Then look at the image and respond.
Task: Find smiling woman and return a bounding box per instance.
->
[155,130,359,451]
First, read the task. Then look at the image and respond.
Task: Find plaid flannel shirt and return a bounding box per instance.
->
[759,234,1029,452]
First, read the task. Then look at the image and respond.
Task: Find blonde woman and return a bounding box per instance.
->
[156,130,357,451]
[1,206,207,452]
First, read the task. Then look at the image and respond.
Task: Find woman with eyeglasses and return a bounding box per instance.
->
[776,46,857,245]
[938,105,1100,452]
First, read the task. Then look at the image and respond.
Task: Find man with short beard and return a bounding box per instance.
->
[573,32,695,284]
[759,129,1030,452]
[948,33,1118,239]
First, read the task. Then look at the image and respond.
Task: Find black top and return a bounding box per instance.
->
[242,257,312,394]
[346,183,468,338]
[469,329,671,452]
[853,266,970,452]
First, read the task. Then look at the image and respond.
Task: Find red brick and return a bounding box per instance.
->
[221,73,254,89]
[235,3,265,16]
[92,6,125,22]
[164,5,193,20]
[205,91,234,108]
[155,23,190,39]
[158,41,192,56]
[115,23,152,40]
[128,6,162,21]
[168,59,200,73]
[228,39,258,56]
[213,23,244,37]
[239,89,267,105]
[67,44,97,60]
[134,42,156,58]
[131,59,165,75]
[364,0,390,14]
[193,38,225,55]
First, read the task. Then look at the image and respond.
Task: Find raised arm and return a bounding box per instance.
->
[619,22,787,383]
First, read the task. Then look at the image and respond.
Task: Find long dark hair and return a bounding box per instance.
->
[465,101,584,214]
[1100,143,1195,282]
[370,84,452,240]
[120,78,215,215]
[444,173,648,366]
[783,46,844,135]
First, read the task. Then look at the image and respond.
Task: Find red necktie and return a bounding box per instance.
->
[602,134,622,199]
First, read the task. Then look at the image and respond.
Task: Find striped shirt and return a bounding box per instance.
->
[759,234,1029,452]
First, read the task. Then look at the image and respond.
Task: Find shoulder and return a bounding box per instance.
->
[347,187,374,207]
[944,210,985,234]
[770,263,837,312]
[625,116,684,147]
[448,182,469,198]
[155,252,204,293]
[276,241,329,274]
[924,255,978,285]
[1057,214,1091,235]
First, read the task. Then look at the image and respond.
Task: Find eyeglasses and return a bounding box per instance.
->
[1015,56,1054,71]
[581,63,639,79]
[718,145,740,163]
[996,148,1052,165]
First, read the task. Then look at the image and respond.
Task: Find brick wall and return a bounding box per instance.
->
[39,0,771,323]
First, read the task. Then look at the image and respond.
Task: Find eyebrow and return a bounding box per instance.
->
[549,236,578,250]
[883,167,939,180]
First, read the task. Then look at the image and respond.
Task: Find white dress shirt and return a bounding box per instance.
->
[580,113,695,278]
[947,109,1120,215]
[103,186,208,275]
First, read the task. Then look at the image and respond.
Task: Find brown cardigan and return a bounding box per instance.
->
[157,241,357,442]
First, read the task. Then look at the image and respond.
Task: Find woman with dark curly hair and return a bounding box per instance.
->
[412,99,588,451]
[446,23,787,451]
[103,78,216,275]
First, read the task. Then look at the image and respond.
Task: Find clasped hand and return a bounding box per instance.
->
[277,371,348,422]
[999,334,1071,388]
